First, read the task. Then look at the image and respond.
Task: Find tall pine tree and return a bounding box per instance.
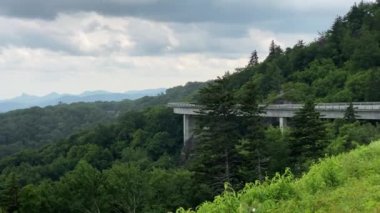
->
[191,74,241,195]
[289,100,326,173]
[268,40,283,60]
[235,80,266,182]
[247,50,259,67]
[344,102,356,122]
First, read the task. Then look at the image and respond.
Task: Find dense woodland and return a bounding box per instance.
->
[0,82,205,158]
[0,2,379,212]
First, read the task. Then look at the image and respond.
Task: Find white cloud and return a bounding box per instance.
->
[0,1,359,99]
[0,46,247,99]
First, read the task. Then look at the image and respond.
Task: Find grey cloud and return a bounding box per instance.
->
[0,14,312,59]
[1,0,246,21]
[0,0,368,58]
[0,0,361,33]
[0,0,371,99]
[0,31,76,55]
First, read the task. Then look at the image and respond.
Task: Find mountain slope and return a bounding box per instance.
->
[180,140,380,213]
[225,1,380,103]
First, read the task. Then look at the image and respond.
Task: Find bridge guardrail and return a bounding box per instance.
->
[168,102,380,111]
[167,103,201,108]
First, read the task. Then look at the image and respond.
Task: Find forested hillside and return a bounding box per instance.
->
[0,106,195,212]
[0,82,204,158]
[0,2,379,212]
[227,1,380,103]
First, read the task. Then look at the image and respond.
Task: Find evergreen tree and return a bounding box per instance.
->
[235,80,266,182]
[269,40,276,56]
[248,50,259,67]
[289,100,326,173]
[344,102,356,122]
[191,74,241,195]
[268,40,283,59]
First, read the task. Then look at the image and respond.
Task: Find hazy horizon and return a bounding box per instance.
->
[0,87,167,101]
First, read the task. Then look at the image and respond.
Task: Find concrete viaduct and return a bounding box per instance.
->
[168,102,380,145]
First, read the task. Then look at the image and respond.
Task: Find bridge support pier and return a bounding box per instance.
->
[279,117,287,133]
[183,114,195,146]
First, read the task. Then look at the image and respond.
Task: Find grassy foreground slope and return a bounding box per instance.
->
[179,141,380,213]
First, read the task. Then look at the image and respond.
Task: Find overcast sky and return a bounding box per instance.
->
[0,0,374,99]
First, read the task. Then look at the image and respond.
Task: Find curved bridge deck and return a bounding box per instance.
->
[168,102,380,120]
[168,102,380,144]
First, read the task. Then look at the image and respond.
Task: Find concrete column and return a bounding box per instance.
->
[183,114,195,146]
[279,117,287,134]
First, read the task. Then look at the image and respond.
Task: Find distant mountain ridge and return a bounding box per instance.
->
[0,88,166,112]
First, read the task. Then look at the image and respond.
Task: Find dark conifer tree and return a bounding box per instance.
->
[248,50,259,67]
[191,74,241,195]
[268,40,283,60]
[289,100,326,173]
[235,80,266,182]
[269,40,276,56]
[344,102,356,122]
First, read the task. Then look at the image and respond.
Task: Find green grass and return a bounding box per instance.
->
[178,141,380,213]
